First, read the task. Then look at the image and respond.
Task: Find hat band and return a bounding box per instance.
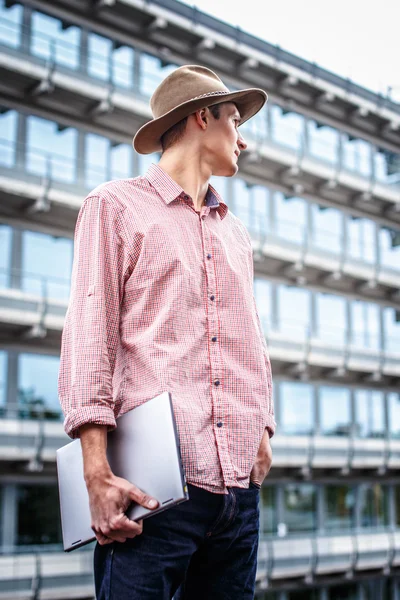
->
[190,90,231,101]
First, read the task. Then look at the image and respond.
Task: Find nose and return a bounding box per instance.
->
[237,131,247,152]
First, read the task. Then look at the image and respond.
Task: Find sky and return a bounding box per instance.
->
[182,0,400,102]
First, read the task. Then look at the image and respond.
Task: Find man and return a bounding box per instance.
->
[59,65,275,599]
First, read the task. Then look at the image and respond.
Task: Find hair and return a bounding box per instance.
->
[160,103,222,152]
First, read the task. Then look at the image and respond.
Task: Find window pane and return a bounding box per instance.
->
[277,285,310,339]
[0,0,22,48]
[260,486,276,535]
[316,293,347,345]
[139,54,177,98]
[271,106,303,151]
[328,583,358,600]
[26,117,76,183]
[110,143,133,180]
[0,351,6,412]
[138,152,160,177]
[254,279,271,333]
[380,228,400,270]
[308,121,339,164]
[22,231,72,300]
[275,193,306,244]
[18,353,61,419]
[360,484,389,528]
[347,217,375,263]
[112,45,134,89]
[394,485,400,527]
[311,205,342,254]
[355,390,385,438]
[251,186,269,239]
[85,133,109,189]
[88,33,112,81]
[384,307,400,353]
[351,301,380,350]
[320,387,351,436]
[17,485,62,545]
[361,579,391,600]
[0,110,17,168]
[283,484,316,533]
[280,381,314,435]
[288,591,319,600]
[0,224,11,287]
[389,393,400,438]
[232,178,251,229]
[31,12,80,70]
[325,485,355,531]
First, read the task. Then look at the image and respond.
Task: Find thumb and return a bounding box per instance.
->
[128,485,159,510]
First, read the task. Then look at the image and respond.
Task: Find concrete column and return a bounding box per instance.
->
[317,484,325,532]
[309,291,317,336]
[273,381,281,430]
[270,283,279,332]
[388,485,396,530]
[5,350,18,417]
[345,298,352,346]
[133,50,141,94]
[379,305,385,354]
[265,103,272,139]
[1,484,18,549]
[374,223,381,271]
[79,28,89,75]
[314,384,321,435]
[320,587,329,600]
[20,5,33,54]
[337,132,345,171]
[269,191,277,234]
[302,116,310,156]
[341,212,349,262]
[9,228,23,289]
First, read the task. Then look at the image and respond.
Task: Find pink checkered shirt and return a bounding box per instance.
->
[59,164,275,493]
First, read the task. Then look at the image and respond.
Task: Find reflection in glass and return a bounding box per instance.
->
[139,54,177,98]
[351,300,380,350]
[0,110,17,168]
[85,133,109,188]
[251,186,269,239]
[325,485,355,531]
[383,307,400,353]
[308,121,338,164]
[347,217,375,263]
[283,484,316,532]
[0,224,11,288]
[111,143,133,180]
[280,382,313,435]
[275,193,306,244]
[360,484,389,528]
[22,231,72,300]
[31,12,80,70]
[17,485,62,545]
[343,137,370,177]
[88,33,112,81]
[380,228,400,270]
[320,387,351,436]
[0,0,22,48]
[355,390,385,438]
[260,486,276,535]
[389,393,400,438]
[316,293,346,345]
[277,285,310,339]
[18,353,61,419]
[112,45,134,89]
[270,106,303,151]
[311,205,342,254]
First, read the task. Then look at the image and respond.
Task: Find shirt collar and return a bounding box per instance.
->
[145,164,228,220]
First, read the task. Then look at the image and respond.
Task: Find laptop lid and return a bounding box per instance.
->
[57,392,188,552]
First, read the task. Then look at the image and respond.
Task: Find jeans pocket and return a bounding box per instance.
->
[249,480,261,490]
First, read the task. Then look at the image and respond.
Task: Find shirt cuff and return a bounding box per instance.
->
[63,406,117,439]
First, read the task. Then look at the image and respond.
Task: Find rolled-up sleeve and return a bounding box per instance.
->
[58,194,132,438]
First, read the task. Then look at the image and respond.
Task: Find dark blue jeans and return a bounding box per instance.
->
[94,482,260,599]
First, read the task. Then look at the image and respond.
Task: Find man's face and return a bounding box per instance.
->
[204,103,248,177]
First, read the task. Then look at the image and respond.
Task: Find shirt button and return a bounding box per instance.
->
[211,336,217,342]
[207,254,212,260]
[214,379,220,386]
[183,194,190,201]
[217,422,223,428]
[210,295,215,301]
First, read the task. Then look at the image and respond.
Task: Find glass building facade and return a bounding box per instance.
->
[1,0,400,597]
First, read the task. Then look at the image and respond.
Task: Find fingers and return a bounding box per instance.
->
[92,513,144,545]
[129,486,159,510]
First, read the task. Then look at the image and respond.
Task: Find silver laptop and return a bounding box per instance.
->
[57,392,189,552]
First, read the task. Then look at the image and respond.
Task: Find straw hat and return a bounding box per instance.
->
[133,65,267,154]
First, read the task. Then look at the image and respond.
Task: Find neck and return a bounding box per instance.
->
[158,145,211,212]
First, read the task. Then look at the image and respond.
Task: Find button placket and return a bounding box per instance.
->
[199,217,234,483]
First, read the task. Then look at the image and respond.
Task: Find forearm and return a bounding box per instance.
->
[80,424,112,484]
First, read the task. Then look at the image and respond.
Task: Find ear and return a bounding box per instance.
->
[194,108,209,130]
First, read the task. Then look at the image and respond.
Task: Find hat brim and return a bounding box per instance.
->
[133,88,267,155]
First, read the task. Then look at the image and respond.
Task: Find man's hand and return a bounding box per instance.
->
[80,423,159,545]
[250,429,272,487]
[86,470,159,545]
